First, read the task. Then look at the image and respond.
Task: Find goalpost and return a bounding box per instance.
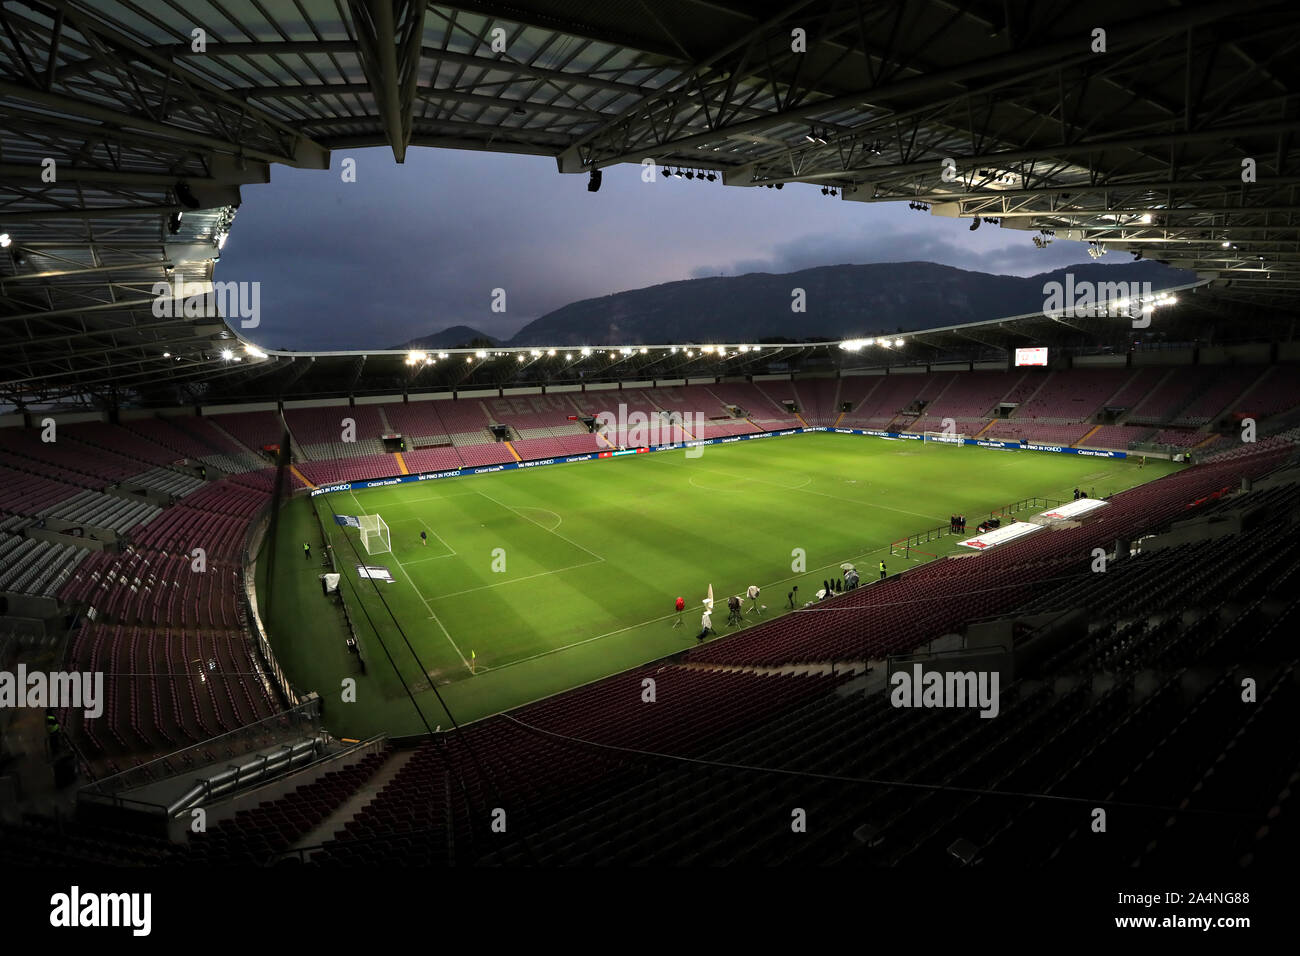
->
[922,430,968,445]
[358,514,391,556]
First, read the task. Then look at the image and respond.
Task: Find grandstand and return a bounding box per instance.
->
[2,2,1299,930]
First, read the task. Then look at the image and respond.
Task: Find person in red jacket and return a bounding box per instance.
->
[674,596,685,627]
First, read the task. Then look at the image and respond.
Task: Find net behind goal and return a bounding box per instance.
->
[359,514,391,555]
[922,430,967,444]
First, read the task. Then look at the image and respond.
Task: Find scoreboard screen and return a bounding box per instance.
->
[1015,347,1048,367]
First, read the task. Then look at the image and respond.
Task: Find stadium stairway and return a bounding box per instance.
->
[291,748,417,854]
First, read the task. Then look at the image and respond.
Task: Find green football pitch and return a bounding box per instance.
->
[257,432,1180,738]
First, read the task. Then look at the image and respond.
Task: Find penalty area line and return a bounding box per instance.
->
[347,490,473,675]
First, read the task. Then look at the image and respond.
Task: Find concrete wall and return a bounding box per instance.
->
[120,406,190,421]
[1133,348,1194,366]
[283,397,348,409]
[1073,353,1127,367]
[203,401,277,415]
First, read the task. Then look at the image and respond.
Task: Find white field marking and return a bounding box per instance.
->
[472,488,605,563]
[657,454,946,522]
[510,506,562,532]
[403,551,459,565]
[349,489,479,505]
[471,541,905,674]
[428,557,604,600]
[347,491,472,673]
[688,474,750,493]
[417,517,458,556]
[384,515,458,559]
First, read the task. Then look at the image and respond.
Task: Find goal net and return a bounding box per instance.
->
[922,430,967,445]
[359,514,391,556]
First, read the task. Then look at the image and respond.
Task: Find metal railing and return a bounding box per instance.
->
[242,499,299,707]
[78,697,324,808]
[989,496,1063,520]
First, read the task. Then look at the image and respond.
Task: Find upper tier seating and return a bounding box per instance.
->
[1007,368,1131,422]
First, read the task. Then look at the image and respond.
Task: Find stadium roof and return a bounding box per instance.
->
[2,0,1299,407]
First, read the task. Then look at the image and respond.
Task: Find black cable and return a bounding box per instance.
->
[316,486,539,865]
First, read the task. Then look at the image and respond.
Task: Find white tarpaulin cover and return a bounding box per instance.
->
[1037,498,1109,520]
[957,522,1043,551]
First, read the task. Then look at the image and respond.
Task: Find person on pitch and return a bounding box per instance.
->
[303,541,311,561]
[788,585,798,608]
[420,530,428,547]
[879,560,887,580]
[674,595,685,627]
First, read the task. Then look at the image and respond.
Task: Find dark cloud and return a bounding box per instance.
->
[218,147,1129,350]
[689,224,1115,279]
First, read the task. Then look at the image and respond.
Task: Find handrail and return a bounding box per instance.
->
[241,497,299,707]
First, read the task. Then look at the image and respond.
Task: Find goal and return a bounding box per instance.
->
[359,514,391,556]
[922,430,967,445]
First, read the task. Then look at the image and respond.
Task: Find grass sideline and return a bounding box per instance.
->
[258,432,1180,737]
